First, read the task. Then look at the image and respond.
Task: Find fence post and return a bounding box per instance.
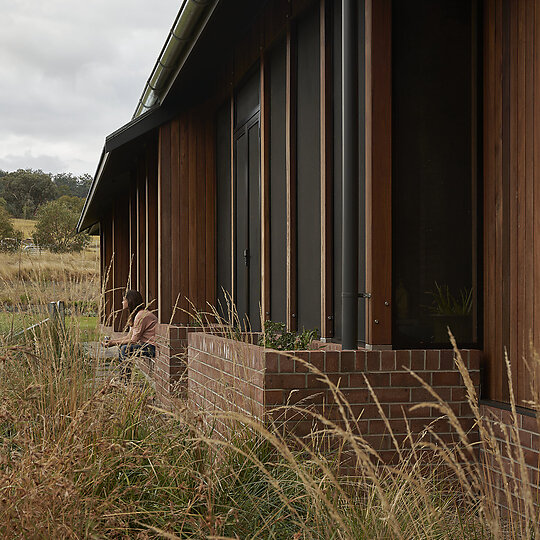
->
[47,301,65,327]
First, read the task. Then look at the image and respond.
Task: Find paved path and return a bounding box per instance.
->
[84,341,121,383]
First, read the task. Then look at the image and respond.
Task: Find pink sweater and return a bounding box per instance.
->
[129,310,158,346]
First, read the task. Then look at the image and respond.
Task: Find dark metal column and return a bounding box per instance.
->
[341,0,359,350]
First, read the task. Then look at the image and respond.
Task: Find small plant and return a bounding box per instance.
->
[259,320,318,351]
[427,282,473,316]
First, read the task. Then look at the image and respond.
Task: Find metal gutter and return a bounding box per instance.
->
[133,0,218,118]
[341,0,360,350]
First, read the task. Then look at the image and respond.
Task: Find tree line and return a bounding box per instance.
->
[0,169,91,219]
[0,169,92,253]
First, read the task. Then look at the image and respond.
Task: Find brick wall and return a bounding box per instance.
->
[188,332,481,459]
[188,333,266,437]
[153,325,204,409]
[479,403,540,518]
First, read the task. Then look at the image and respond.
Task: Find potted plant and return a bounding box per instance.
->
[427,282,473,344]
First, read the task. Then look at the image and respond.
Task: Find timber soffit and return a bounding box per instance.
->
[77,0,220,232]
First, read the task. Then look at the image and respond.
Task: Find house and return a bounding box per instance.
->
[79,0,540,503]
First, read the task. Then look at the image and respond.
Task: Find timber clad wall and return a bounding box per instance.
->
[157,109,216,324]
[483,0,540,406]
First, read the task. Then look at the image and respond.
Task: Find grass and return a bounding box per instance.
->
[0,312,98,340]
[12,217,35,238]
[0,274,539,537]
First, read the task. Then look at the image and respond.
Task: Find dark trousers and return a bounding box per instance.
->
[118,343,156,380]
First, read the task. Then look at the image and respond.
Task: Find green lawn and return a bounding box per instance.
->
[0,312,98,340]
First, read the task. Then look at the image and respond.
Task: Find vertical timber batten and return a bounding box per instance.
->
[137,156,147,301]
[179,115,190,324]
[286,22,298,331]
[261,55,271,323]
[170,118,181,322]
[342,0,359,350]
[158,124,173,323]
[146,140,159,313]
[230,93,235,305]
[365,0,392,348]
[205,116,216,312]
[129,177,138,290]
[320,0,333,338]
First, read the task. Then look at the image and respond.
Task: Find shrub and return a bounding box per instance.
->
[33,196,89,253]
[0,205,22,252]
[259,320,318,350]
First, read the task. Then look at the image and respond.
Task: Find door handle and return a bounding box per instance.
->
[243,249,249,266]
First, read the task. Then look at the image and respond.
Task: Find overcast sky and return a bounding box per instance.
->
[0,0,180,177]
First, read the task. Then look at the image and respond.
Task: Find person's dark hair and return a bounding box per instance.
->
[124,290,144,322]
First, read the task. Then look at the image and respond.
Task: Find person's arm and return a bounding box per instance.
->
[104,328,133,347]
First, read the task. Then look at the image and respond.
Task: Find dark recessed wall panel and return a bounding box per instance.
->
[270,38,287,324]
[235,69,260,127]
[248,122,262,327]
[216,103,232,311]
[234,131,249,321]
[296,5,321,332]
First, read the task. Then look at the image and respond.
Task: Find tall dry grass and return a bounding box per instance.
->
[0,284,539,537]
[0,249,99,312]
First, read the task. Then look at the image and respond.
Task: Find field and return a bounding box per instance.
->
[0,223,100,339]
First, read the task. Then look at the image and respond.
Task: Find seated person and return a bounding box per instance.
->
[104,290,157,380]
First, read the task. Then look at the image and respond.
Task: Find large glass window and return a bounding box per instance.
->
[392,0,481,348]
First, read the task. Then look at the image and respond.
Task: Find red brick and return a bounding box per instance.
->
[468,350,481,370]
[349,403,387,420]
[366,351,381,371]
[426,350,440,370]
[381,351,396,370]
[341,351,355,372]
[523,448,540,469]
[369,418,408,435]
[390,371,423,387]
[306,373,345,389]
[439,350,456,370]
[432,371,461,387]
[411,387,451,402]
[279,354,295,373]
[355,351,366,371]
[411,350,425,371]
[395,350,411,370]
[372,387,410,403]
[284,388,327,405]
[469,370,480,388]
[265,352,279,373]
[521,415,540,434]
[389,403,431,418]
[450,387,467,401]
[325,351,340,372]
[339,389,370,404]
[300,353,325,373]
[356,372,390,388]
[266,373,306,389]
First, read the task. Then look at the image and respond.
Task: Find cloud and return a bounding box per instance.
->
[0,0,180,176]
